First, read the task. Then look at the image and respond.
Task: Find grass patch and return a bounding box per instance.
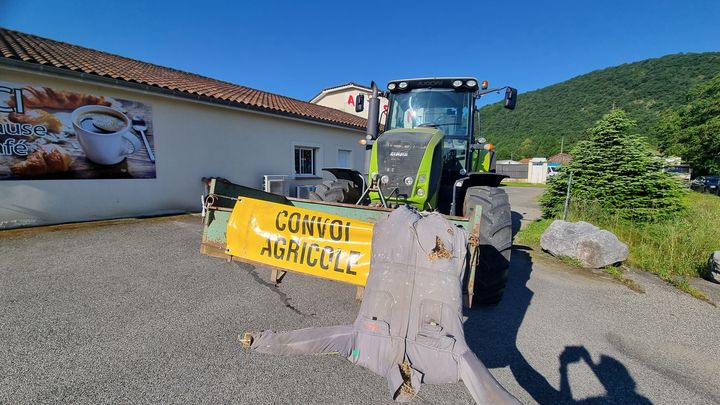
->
[665,276,715,306]
[515,218,552,247]
[603,267,645,293]
[558,255,584,267]
[566,192,720,281]
[501,181,547,188]
[516,191,720,300]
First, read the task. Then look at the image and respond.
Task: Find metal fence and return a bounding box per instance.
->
[496,163,529,179]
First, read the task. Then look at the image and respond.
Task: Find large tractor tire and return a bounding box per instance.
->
[308,179,361,204]
[463,186,513,305]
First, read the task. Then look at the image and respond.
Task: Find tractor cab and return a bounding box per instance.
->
[364,78,516,213]
[385,81,473,176]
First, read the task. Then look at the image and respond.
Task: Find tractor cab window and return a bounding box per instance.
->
[387,89,471,137]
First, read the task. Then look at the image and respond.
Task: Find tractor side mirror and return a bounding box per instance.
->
[504,87,517,110]
[355,94,365,113]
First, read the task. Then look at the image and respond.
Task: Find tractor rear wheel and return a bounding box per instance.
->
[463,186,512,305]
[308,179,361,204]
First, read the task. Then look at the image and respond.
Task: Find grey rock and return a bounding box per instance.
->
[705,251,720,283]
[576,230,629,268]
[540,220,628,268]
[540,220,599,258]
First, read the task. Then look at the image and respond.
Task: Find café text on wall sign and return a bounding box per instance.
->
[0,81,155,180]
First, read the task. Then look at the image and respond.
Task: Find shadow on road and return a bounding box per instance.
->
[464,246,651,404]
[511,211,524,238]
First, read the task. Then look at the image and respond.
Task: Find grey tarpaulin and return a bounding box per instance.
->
[249,206,521,404]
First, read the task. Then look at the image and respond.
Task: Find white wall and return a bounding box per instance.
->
[528,158,548,184]
[0,67,366,228]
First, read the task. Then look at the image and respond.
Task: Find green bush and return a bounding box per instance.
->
[519,192,720,281]
[540,109,685,222]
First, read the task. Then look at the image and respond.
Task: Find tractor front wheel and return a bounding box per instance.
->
[308,179,361,204]
[463,186,513,305]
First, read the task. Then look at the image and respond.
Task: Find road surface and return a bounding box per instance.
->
[1,189,718,404]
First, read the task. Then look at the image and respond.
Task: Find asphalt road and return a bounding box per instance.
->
[502,185,545,229]
[1,188,718,404]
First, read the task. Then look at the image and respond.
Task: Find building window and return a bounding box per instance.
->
[337,148,352,168]
[294,146,316,176]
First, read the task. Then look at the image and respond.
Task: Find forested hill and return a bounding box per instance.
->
[478,52,720,159]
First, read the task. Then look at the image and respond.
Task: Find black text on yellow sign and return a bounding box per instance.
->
[226,198,374,286]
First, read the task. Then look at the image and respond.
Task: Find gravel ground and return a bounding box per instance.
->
[0,190,718,404]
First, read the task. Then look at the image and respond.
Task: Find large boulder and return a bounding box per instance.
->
[540,220,628,268]
[705,251,720,284]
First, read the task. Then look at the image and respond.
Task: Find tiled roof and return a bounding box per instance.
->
[549,152,573,164]
[0,27,368,130]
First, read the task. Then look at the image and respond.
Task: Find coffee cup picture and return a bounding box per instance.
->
[2,81,155,180]
[71,105,141,165]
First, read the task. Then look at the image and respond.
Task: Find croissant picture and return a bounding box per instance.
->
[10,144,73,176]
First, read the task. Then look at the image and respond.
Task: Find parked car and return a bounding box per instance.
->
[690,176,720,195]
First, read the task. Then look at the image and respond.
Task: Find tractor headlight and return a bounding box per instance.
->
[466,79,477,87]
[398,81,408,89]
[416,188,425,197]
[381,175,390,184]
[388,82,396,91]
[404,176,414,186]
[452,80,463,88]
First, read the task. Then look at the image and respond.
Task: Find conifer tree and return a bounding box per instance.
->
[541,109,684,222]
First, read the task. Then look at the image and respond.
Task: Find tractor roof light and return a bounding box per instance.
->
[381,175,390,184]
[388,82,397,91]
[466,79,477,88]
[452,80,463,88]
[481,80,489,90]
[398,81,408,89]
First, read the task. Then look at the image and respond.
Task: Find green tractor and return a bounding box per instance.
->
[310,77,517,304]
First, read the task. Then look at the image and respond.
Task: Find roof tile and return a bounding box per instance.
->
[0,27,367,130]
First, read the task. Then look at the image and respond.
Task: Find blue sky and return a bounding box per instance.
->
[1,0,719,105]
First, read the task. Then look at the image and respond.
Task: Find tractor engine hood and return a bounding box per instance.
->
[370,128,443,206]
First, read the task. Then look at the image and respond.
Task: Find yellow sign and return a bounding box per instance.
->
[226,198,374,286]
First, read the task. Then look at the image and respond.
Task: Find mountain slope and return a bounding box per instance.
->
[479,52,720,159]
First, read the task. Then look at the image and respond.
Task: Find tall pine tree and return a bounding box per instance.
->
[541,109,684,222]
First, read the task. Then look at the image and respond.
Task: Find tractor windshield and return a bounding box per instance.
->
[386,89,472,137]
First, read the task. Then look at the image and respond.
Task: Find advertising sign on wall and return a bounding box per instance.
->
[0,81,155,180]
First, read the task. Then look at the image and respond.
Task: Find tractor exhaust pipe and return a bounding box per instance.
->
[366,81,380,141]
[364,81,380,176]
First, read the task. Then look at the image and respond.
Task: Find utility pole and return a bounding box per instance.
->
[563,171,573,221]
[560,137,564,154]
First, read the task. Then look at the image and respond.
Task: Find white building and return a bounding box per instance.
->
[310,82,388,125]
[0,28,368,229]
